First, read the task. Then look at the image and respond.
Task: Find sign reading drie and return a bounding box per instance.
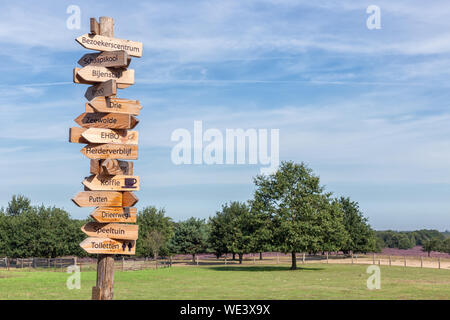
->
[90,207,137,223]
[81,128,138,145]
[90,159,133,175]
[83,174,140,191]
[75,112,138,129]
[81,144,138,160]
[87,97,142,115]
[75,66,135,85]
[76,34,143,57]
[81,222,139,240]
[72,191,122,207]
[78,51,129,68]
[85,79,117,101]
[79,237,136,255]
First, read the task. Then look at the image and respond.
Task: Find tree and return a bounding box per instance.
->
[169,218,209,263]
[136,206,174,257]
[423,238,441,257]
[6,195,31,216]
[252,161,348,270]
[336,197,378,254]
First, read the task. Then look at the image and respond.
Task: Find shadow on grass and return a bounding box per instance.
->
[208,265,324,272]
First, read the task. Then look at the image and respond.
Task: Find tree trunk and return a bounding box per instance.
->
[232,253,236,260]
[238,253,243,264]
[192,253,196,264]
[259,252,263,260]
[291,251,297,270]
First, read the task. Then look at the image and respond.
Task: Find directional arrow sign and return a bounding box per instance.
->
[69,127,88,144]
[72,191,122,207]
[90,207,137,223]
[75,67,134,85]
[81,128,138,145]
[81,144,138,160]
[122,192,139,207]
[86,97,142,115]
[90,159,133,175]
[78,51,129,68]
[80,237,136,255]
[76,34,143,57]
[85,79,117,101]
[83,175,140,191]
[81,222,139,240]
[75,112,139,129]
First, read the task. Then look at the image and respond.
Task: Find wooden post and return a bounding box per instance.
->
[326,252,329,264]
[438,257,441,269]
[351,253,354,264]
[276,252,279,264]
[389,255,391,267]
[92,17,116,300]
[93,254,115,300]
[404,256,406,267]
[122,257,125,272]
[253,254,256,265]
[225,255,227,265]
[421,256,423,268]
[373,253,375,265]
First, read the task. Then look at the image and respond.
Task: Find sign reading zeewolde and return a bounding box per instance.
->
[76,34,143,57]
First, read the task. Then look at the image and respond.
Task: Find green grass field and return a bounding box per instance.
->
[0,264,449,300]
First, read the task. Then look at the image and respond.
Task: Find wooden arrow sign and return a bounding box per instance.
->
[90,159,133,175]
[72,191,122,207]
[87,97,142,115]
[90,207,137,223]
[76,34,143,57]
[85,79,117,101]
[122,192,139,207]
[75,112,139,129]
[83,175,140,191]
[69,127,88,143]
[81,128,138,145]
[81,222,139,240]
[80,237,136,255]
[78,51,129,68]
[81,144,138,160]
[74,72,131,89]
[75,67,134,85]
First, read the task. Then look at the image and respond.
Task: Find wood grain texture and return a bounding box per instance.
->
[83,174,140,191]
[78,51,128,68]
[81,222,139,240]
[76,66,134,85]
[90,207,137,223]
[122,191,139,207]
[76,34,143,57]
[87,97,142,115]
[69,127,88,143]
[81,128,138,145]
[81,144,138,160]
[85,79,117,101]
[90,159,133,175]
[74,112,138,129]
[80,238,136,255]
[72,191,122,207]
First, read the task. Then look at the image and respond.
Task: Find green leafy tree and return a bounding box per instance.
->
[252,161,348,270]
[169,217,209,263]
[136,207,174,257]
[422,238,441,257]
[5,195,31,216]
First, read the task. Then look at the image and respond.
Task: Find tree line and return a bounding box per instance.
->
[1,161,447,270]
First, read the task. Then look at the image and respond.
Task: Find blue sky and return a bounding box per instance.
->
[1,0,450,231]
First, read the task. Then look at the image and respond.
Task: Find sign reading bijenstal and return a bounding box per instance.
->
[69,16,143,300]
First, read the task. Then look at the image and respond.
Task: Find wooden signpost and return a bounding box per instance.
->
[70,16,142,300]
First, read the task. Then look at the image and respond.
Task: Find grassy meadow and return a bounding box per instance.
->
[0,263,449,300]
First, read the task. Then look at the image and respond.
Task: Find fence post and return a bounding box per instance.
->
[421,256,423,268]
[404,256,406,267]
[196,255,199,266]
[6,257,8,270]
[372,254,375,265]
[351,253,354,265]
[225,255,227,265]
[302,253,305,264]
[389,256,391,267]
[54,258,57,272]
[378,259,380,266]
[438,257,441,269]
[276,253,279,264]
[253,254,256,265]
[21,258,23,269]
[326,252,329,264]
[122,257,124,272]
